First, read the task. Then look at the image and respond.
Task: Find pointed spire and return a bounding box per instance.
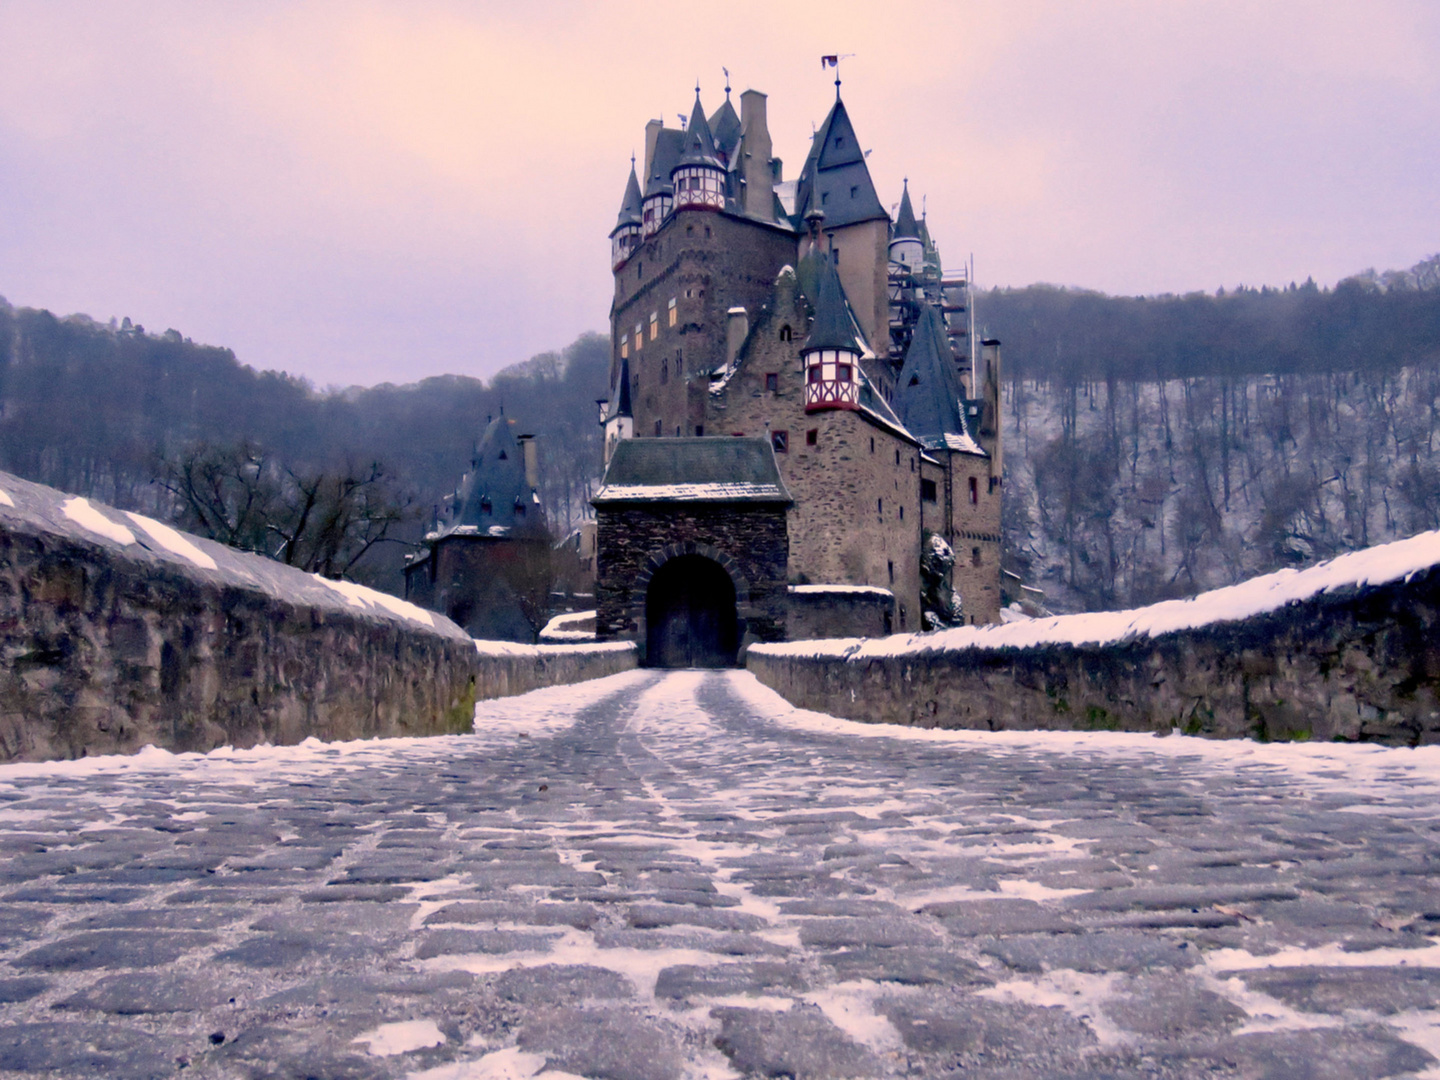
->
[612,160,643,233]
[678,91,721,168]
[803,253,862,355]
[894,180,920,239]
[613,355,633,419]
[895,304,972,445]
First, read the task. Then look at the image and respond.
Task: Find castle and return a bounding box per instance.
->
[592,79,1003,665]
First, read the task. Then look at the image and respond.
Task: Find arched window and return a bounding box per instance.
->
[780,324,792,342]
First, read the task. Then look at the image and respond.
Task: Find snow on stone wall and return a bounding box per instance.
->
[0,470,635,762]
[749,528,1440,745]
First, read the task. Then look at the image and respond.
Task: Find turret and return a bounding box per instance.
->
[601,355,634,466]
[642,127,683,236]
[889,181,924,273]
[802,257,862,413]
[671,93,726,212]
[610,161,643,270]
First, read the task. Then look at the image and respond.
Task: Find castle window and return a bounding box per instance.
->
[838,364,852,382]
[515,500,526,517]
[899,505,904,520]
[654,420,662,437]
[685,288,694,299]
[637,262,642,279]
[668,298,677,326]
[765,373,778,393]
[771,430,788,454]
[704,225,711,239]
[480,498,491,515]
[972,547,982,567]
[620,334,628,359]
[877,498,883,516]
[835,135,845,148]
[909,375,918,387]
[696,425,704,436]
[870,437,875,453]
[969,476,979,505]
[921,479,937,502]
[808,367,821,384]
[660,359,669,384]
[780,324,792,342]
[887,560,894,584]
[806,428,817,446]
[676,351,683,375]
[850,185,858,198]
[895,448,900,465]
[687,224,693,235]
[634,322,643,351]
[649,312,658,340]
[498,450,507,460]
[676,425,681,437]
[821,192,829,206]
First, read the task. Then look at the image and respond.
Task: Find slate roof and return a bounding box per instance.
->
[603,356,633,422]
[593,438,792,504]
[793,97,889,230]
[612,164,643,234]
[802,256,863,354]
[894,182,920,240]
[677,96,723,170]
[710,96,742,164]
[894,303,985,455]
[448,416,546,535]
[645,129,685,198]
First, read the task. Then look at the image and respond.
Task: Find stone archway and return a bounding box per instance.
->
[637,544,749,668]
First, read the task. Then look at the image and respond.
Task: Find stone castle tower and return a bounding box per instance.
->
[595,79,1002,661]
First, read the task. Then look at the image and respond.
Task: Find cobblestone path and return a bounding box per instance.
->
[3,669,1440,1079]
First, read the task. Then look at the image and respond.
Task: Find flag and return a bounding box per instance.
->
[821,55,838,68]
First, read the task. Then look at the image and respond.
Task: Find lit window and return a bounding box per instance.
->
[620,334,628,359]
[634,323,643,351]
[668,298,677,326]
[649,313,658,340]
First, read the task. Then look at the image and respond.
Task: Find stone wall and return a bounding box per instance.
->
[787,586,894,640]
[0,470,635,762]
[473,640,637,701]
[747,560,1440,746]
[595,502,789,658]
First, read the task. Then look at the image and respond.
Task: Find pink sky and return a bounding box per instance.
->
[1,0,1436,387]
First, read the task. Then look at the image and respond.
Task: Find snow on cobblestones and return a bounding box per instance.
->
[2,669,1439,1077]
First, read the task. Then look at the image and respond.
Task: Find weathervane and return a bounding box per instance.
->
[820,54,855,97]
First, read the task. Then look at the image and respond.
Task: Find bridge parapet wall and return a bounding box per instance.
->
[0,469,635,762]
[748,533,1440,746]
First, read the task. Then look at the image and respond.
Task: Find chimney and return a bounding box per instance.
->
[517,434,540,490]
[980,339,1002,478]
[739,90,773,220]
[643,119,663,182]
[726,307,749,368]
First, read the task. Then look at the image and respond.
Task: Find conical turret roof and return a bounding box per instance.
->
[803,255,862,354]
[607,355,633,421]
[894,181,920,240]
[895,304,975,448]
[677,94,722,170]
[612,164,643,234]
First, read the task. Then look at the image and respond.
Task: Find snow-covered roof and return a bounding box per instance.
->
[594,438,792,505]
[789,585,894,599]
[754,527,1440,660]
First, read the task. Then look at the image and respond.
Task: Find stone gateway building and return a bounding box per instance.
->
[595,80,1003,661]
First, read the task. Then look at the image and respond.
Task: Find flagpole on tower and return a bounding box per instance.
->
[820,54,855,97]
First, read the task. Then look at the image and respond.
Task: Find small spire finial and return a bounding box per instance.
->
[695,79,701,98]
[723,67,731,98]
